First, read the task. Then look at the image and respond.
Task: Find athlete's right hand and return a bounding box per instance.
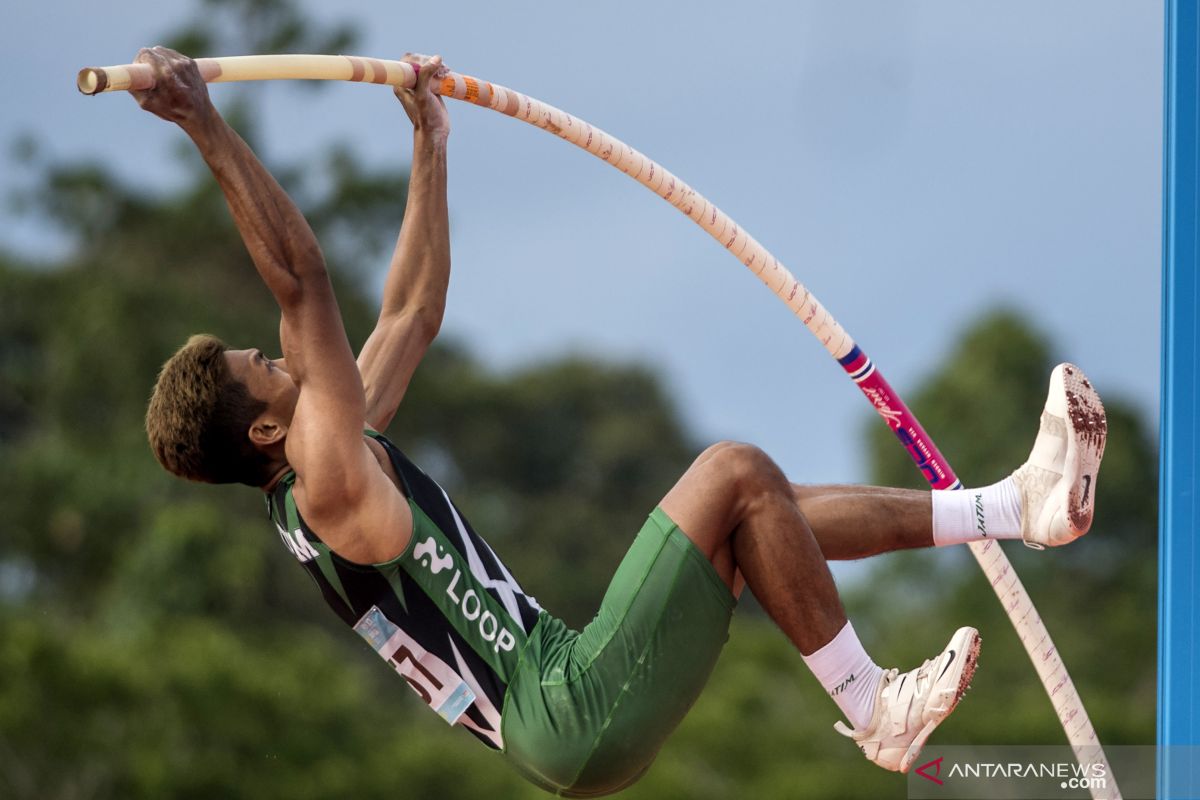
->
[131,46,215,129]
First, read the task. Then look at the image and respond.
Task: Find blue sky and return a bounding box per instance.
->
[3,0,1163,485]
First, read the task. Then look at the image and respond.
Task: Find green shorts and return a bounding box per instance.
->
[500,507,737,797]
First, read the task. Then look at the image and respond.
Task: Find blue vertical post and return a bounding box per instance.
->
[1159,1,1200,797]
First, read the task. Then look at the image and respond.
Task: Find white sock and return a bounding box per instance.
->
[801,621,884,731]
[931,476,1023,546]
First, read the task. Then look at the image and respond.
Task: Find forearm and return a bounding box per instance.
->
[184,108,327,305]
[380,129,450,326]
[349,55,451,430]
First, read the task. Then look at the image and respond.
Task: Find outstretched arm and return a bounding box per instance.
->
[357,54,452,432]
[132,47,359,398]
[133,47,379,516]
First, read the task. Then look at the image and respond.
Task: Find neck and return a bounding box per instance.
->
[260,461,292,493]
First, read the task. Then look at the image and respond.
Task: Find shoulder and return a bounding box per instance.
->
[292,432,415,564]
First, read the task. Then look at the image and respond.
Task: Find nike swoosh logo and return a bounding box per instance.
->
[938,649,957,681]
[1081,475,1092,506]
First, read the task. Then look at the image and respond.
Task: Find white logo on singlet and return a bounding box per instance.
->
[413,535,517,655]
[414,536,454,574]
[277,524,318,563]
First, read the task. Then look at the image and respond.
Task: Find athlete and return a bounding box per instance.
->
[137,47,1108,796]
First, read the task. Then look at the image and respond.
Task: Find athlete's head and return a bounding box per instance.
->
[146,334,298,487]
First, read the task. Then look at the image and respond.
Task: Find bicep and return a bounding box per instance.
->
[281,276,375,501]
[356,310,438,432]
[280,276,366,432]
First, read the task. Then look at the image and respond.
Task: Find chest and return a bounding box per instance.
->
[365,435,406,492]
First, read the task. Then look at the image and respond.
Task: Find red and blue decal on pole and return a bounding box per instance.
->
[837,345,963,491]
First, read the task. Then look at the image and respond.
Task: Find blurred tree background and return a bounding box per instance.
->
[0,1,1156,797]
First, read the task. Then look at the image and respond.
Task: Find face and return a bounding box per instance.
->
[224,348,299,427]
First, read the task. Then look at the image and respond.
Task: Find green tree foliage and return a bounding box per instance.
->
[0,2,1155,797]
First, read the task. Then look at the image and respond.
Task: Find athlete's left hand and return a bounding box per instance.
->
[396,53,450,139]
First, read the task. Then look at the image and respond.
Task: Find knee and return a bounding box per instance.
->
[699,441,788,498]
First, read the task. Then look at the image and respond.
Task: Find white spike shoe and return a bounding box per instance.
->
[834,627,981,773]
[1012,363,1107,549]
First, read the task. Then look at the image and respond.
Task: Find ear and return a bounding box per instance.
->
[248,416,287,448]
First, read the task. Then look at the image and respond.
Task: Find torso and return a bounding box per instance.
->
[265,431,544,750]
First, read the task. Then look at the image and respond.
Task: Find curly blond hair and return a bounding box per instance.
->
[146,334,272,486]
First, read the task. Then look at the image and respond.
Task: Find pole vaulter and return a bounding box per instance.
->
[80,52,1118,798]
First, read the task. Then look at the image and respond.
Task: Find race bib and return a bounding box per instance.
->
[353,606,477,725]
